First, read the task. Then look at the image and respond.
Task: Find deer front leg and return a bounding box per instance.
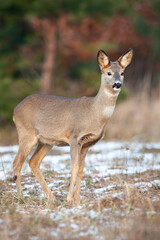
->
[67,139,81,203]
[74,147,89,204]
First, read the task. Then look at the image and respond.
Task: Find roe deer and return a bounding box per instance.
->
[13,49,133,204]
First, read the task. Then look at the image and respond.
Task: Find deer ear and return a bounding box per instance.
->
[118,48,133,68]
[97,50,110,71]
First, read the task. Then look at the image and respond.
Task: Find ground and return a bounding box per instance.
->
[0,141,160,240]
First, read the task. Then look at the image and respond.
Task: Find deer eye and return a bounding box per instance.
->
[121,72,124,76]
[107,72,112,76]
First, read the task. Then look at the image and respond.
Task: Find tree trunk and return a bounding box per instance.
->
[40,20,56,94]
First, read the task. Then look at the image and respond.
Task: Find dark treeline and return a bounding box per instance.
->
[0,0,160,123]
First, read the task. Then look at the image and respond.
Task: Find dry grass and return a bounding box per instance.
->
[0,169,160,240]
[106,95,160,141]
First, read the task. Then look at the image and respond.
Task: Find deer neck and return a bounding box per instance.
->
[94,76,120,119]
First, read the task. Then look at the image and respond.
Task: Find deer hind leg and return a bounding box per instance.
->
[29,143,54,201]
[67,139,81,203]
[13,135,37,198]
[74,147,89,204]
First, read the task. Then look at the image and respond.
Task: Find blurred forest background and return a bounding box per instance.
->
[0,0,160,144]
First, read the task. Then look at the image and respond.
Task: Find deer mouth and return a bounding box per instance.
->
[112,82,122,90]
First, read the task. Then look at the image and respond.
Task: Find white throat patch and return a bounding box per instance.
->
[103,105,115,118]
[104,88,119,97]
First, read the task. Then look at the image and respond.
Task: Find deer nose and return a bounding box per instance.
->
[112,82,122,89]
[115,82,121,88]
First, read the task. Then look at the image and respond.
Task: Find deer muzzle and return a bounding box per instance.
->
[112,82,122,89]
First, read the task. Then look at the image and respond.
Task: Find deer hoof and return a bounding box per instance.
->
[13,175,17,181]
